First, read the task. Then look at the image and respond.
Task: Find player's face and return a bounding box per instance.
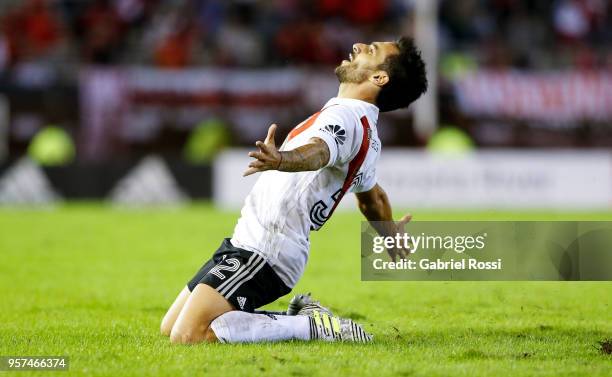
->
[335,41,399,84]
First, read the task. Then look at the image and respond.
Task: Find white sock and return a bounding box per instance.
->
[210,311,313,343]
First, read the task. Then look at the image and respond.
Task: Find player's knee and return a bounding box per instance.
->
[169,324,217,344]
[170,328,196,344]
[160,320,172,337]
[169,326,210,345]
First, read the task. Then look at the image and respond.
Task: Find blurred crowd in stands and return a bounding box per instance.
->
[0,0,407,72]
[0,0,610,159]
[440,0,611,71]
[1,0,609,73]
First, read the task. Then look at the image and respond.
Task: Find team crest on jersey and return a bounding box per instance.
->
[321,124,346,146]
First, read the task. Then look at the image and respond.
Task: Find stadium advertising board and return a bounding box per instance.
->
[214,149,612,209]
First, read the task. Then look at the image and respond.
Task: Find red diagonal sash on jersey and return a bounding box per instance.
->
[325,115,371,218]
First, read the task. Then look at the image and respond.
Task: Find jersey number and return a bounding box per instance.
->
[209,258,240,280]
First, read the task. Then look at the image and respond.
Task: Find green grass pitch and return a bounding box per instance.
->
[0,204,611,376]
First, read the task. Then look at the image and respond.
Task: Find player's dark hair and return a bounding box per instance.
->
[376,37,428,112]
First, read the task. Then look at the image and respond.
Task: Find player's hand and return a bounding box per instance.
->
[243,124,282,177]
[388,214,413,262]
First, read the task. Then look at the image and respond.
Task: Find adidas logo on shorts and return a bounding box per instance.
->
[237,296,247,310]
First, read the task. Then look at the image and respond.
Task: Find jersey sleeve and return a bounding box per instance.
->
[287,108,360,168]
[350,166,377,193]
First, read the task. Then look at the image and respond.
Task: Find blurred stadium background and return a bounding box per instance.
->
[0,0,611,208]
[1,3,611,375]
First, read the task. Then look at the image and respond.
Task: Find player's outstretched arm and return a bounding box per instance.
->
[243,124,330,176]
[356,184,412,261]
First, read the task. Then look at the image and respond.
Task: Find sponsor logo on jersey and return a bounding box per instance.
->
[237,296,247,310]
[321,124,346,146]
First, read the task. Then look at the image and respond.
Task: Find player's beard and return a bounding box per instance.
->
[334,63,369,84]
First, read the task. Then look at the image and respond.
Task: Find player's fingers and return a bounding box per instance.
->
[248,160,264,168]
[398,214,413,224]
[248,151,263,160]
[255,140,271,154]
[243,167,260,177]
[265,124,277,147]
[397,213,413,229]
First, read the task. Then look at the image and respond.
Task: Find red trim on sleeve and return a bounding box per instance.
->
[287,112,321,141]
[286,104,340,141]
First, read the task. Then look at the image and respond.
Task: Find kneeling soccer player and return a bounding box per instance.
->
[161,37,428,344]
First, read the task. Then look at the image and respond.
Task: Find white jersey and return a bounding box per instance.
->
[231,97,381,287]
